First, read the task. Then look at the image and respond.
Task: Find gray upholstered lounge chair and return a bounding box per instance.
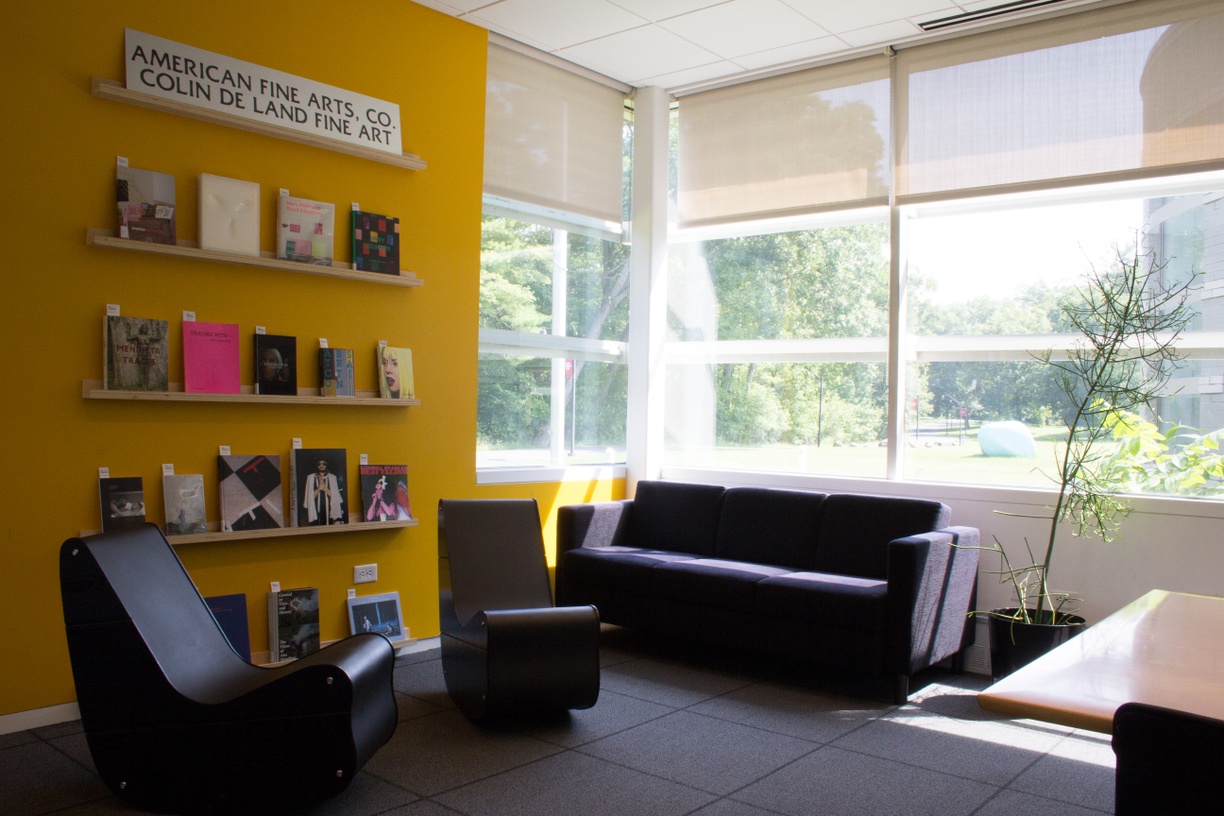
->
[438,498,600,720]
[59,523,397,814]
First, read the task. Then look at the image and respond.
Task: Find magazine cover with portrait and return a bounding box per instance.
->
[377,345,414,399]
[291,448,348,527]
[359,464,412,522]
[254,334,296,395]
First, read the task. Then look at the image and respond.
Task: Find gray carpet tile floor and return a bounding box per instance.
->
[0,626,1116,815]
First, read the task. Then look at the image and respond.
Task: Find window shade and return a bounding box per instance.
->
[676,56,891,229]
[484,44,626,226]
[896,0,1224,201]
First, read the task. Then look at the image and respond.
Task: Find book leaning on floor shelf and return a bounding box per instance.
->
[267,586,320,662]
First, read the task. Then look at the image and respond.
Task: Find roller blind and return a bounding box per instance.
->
[484,44,626,226]
[895,0,1224,201]
[676,56,891,229]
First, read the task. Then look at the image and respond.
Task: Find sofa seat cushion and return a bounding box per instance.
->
[559,547,698,596]
[632,481,725,556]
[757,572,888,631]
[713,487,825,569]
[653,559,793,613]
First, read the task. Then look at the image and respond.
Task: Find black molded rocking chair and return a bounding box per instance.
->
[438,498,600,720]
[59,523,397,814]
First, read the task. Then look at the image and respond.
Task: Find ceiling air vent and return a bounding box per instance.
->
[919,0,1075,32]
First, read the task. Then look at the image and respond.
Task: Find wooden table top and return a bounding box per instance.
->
[977,589,1224,733]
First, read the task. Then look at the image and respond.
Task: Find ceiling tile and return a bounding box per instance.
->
[561,24,723,84]
[660,0,831,59]
[783,0,958,34]
[467,0,647,49]
[731,34,851,71]
[608,0,729,22]
[424,0,497,12]
[837,18,924,48]
[639,59,748,90]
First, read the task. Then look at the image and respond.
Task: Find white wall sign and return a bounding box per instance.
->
[124,29,403,155]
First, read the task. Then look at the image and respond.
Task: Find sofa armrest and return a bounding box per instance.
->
[557,500,633,554]
[885,526,980,675]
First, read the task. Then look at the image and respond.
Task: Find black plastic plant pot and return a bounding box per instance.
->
[988,608,1088,681]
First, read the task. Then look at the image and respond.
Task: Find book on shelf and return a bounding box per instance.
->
[359,464,412,522]
[377,345,414,400]
[99,476,145,532]
[116,162,176,245]
[348,591,405,641]
[267,586,320,662]
[289,448,348,528]
[254,333,297,396]
[319,347,355,397]
[198,174,260,257]
[218,454,283,532]
[104,314,169,392]
[351,209,400,275]
[277,193,334,265]
[205,593,251,662]
[183,321,241,394]
[163,473,207,535]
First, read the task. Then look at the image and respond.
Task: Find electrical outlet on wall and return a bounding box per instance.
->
[354,563,377,584]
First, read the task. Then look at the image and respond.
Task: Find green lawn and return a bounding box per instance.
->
[663,424,1070,488]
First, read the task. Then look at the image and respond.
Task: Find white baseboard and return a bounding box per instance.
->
[0,702,80,736]
[1,639,441,737]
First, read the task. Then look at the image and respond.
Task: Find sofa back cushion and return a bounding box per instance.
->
[812,494,950,579]
[632,481,725,556]
[714,487,826,568]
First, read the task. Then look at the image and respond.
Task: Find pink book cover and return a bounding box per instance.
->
[183,321,241,393]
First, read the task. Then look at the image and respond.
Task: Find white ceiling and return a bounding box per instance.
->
[412,0,1109,91]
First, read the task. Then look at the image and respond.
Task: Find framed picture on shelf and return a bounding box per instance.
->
[347,591,405,643]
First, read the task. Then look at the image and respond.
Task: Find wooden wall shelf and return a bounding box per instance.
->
[82,380,420,407]
[87,228,423,288]
[80,515,417,545]
[92,78,427,170]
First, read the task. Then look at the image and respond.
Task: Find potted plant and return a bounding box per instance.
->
[980,245,1196,679]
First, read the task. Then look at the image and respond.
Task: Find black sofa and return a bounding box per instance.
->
[555,480,980,702]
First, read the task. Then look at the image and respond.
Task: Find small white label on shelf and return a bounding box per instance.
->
[255,326,266,335]
[351,202,360,211]
[347,588,356,599]
[319,338,329,349]
[183,310,196,322]
[270,581,280,593]
[162,463,174,476]
[219,445,231,456]
[280,188,290,197]
[116,156,129,168]
[98,467,110,478]
[292,438,302,449]
[106,304,120,317]
[378,339,387,349]
[360,453,369,465]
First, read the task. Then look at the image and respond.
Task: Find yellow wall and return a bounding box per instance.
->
[1,1,623,719]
